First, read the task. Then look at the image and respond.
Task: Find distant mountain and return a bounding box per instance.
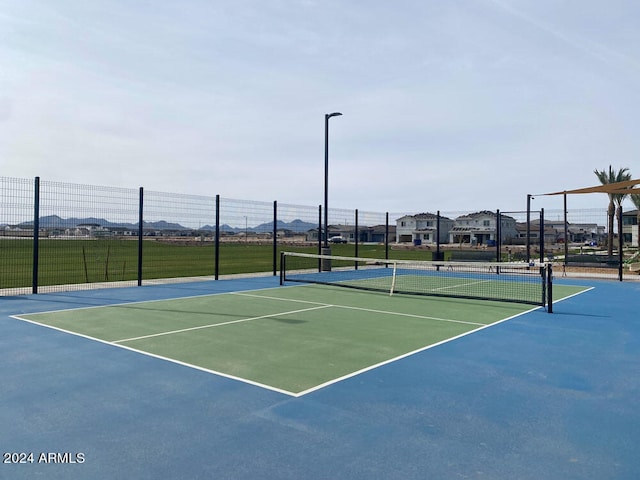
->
[14,215,316,233]
[199,224,235,232]
[254,219,317,233]
[143,220,186,230]
[201,219,316,233]
[18,215,187,231]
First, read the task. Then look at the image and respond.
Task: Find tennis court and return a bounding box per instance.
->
[14,262,586,397]
[3,267,639,480]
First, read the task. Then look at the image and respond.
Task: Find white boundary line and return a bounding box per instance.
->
[231,292,486,327]
[13,285,289,317]
[9,284,594,398]
[295,307,541,396]
[113,305,332,343]
[554,286,595,301]
[10,313,300,397]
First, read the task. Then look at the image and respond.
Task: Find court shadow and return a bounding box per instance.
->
[269,317,307,324]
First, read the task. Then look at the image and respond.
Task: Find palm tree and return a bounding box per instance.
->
[631,193,640,250]
[593,166,631,256]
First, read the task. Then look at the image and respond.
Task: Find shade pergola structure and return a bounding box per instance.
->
[533,178,640,281]
[543,178,640,196]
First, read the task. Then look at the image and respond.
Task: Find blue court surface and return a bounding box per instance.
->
[2,276,639,479]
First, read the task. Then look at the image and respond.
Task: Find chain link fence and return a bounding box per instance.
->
[1,176,638,295]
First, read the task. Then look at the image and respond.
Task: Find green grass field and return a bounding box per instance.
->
[0,239,438,289]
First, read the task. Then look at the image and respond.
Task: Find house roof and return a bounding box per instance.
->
[396,213,454,221]
[413,212,439,219]
[455,210,495,219]
[455,210,516,221]
[371,224,395,233]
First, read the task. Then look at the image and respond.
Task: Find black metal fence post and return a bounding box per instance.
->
[273,200,277,276]
[318,205,322,272]
[539,208,545,263]
[618,205,623,281]
[32,176,40,294]
[215,195,220,280]
[385,212,389,260]
[526,194,532,264]
[137,187,144,286]
[436,210,441,261]
[564,193,569,266]
[547,264,553,313]
[354,209,359,269]
[496,209,501,262]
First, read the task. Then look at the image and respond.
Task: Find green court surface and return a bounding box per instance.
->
[15,283,588,396]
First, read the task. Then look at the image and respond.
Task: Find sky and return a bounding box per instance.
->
[1,0,640,216]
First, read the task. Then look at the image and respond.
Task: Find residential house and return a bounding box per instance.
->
[306,225,396,244]
[449,211,517,245]
[65,223,111,237]
[395,213,454,244]
[365,224,394,243]
[528,219,605,244]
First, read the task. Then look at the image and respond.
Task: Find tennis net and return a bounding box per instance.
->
[280,252,551,308]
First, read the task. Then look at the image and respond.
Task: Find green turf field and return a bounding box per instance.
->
[15,282,588,395]
[0,239,440,289]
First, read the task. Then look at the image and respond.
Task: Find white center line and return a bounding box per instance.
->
[113,304,332,343]
[231,292,485,326]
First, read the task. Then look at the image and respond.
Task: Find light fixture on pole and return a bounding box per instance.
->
[324,112,342,249]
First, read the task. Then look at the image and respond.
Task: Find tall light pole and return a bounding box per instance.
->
[324,112,342,249]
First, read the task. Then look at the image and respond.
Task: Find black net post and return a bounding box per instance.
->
[32,176,40,294]
[279,251,285,285]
